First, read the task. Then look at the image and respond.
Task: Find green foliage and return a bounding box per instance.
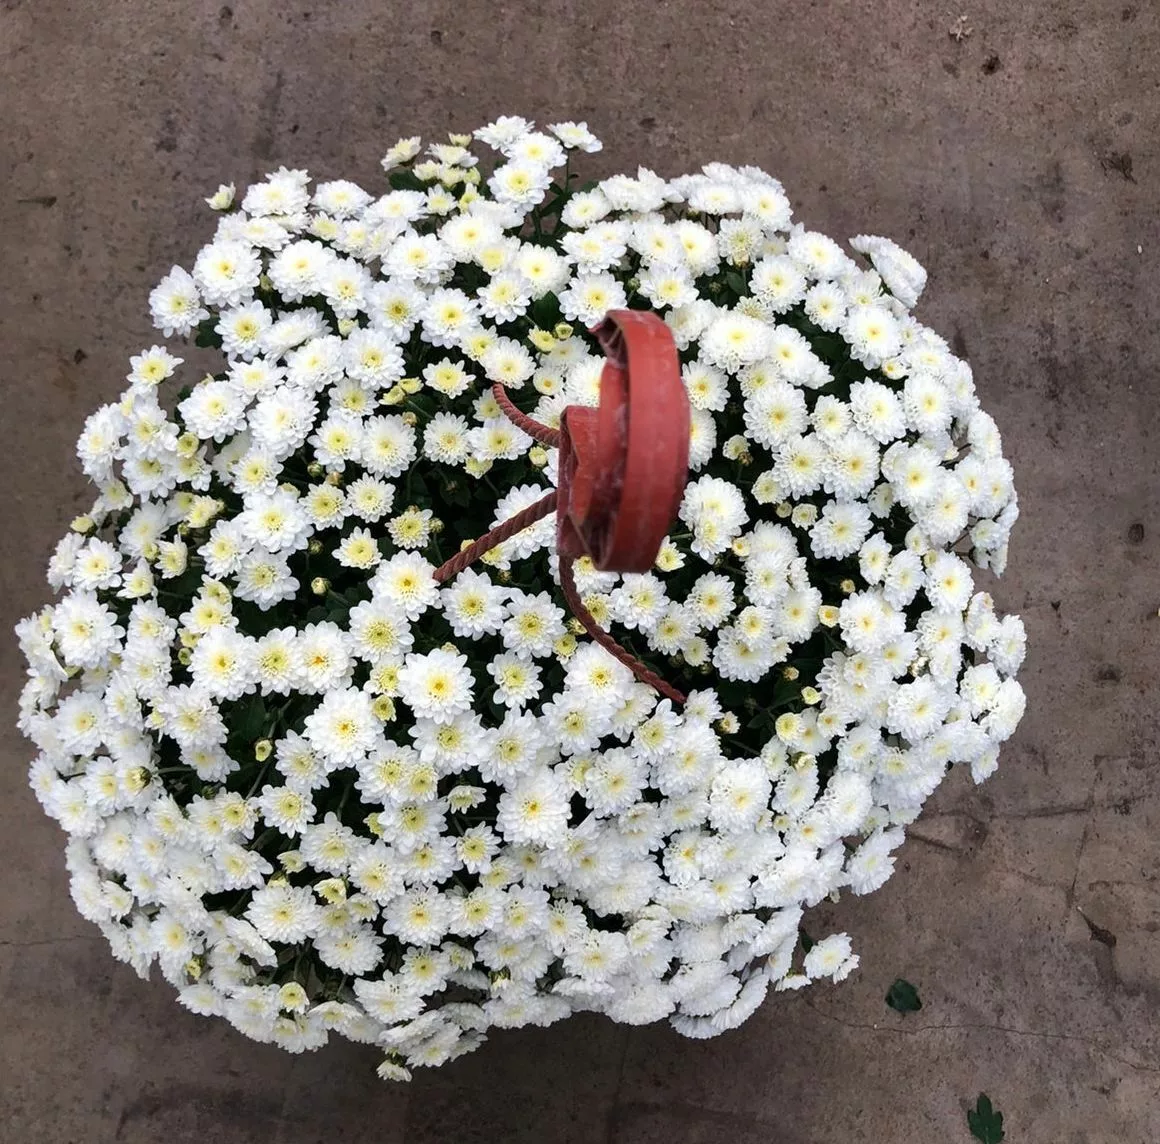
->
[387,169,427,192]
[884,978,922,1013]
[967,1094,1004,1143]
[193,317,222,349]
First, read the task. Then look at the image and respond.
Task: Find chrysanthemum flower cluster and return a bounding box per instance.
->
[15,116,1025,1078]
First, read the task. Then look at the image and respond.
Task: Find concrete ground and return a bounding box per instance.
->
[2,1,1158,1140]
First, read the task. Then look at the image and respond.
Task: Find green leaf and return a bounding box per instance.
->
[194,317,222,349]
[236,694,268,742]
[967,1094,1004,1144]
[388,169,426,192]
[530,292,562,329]
[724,270,748,298]
[799,928,815,953]
[885,978,923,1013]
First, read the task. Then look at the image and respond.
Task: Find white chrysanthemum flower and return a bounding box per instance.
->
[744,381,808,449]
[192,239,262,307]
[803,280,846,331]
[506,248,566,301]
[303,687,378,765]
[558,272,627,325]
[398,648,474,724]
[371,553,438,620]
[849,384,906,448]
[488,160,553,207]
[638,262,698,310]
[774,434,828,499]
[420,411,471,465]
[487,653,543,709]
[700,312,772,372]
[495,772,571,846]
[803,932,859,982]
[245,884,322,945]
[850,234,927,308]
[549,120,602,152]
[149,266,208,336]
[180,379,248,442]
[127,345,183,389]
[810,502,873,560]
[501,591,565,659]
[385,230,454,284]
[361,415,417,478]
[679,476,748,560]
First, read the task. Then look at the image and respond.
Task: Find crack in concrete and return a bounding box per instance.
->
[0,934,102,950]
[603,1029,634,1144]
[800,999,1160,1076]
[1065,768,1103,912]
[929,791,1148,825]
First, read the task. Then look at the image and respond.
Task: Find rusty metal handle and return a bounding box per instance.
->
[432,310,690,703]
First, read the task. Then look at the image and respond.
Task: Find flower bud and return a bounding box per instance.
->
[205,183,235,210]
[791,504,818,528]
[277,982,309,1012]
[176,432,200,457]
[315,878,347,904]
[126,767,151,794]
[775,712,801,742]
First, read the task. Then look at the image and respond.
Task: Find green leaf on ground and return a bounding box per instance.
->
[885,978,922,1013]
[967,1094,1005,1143]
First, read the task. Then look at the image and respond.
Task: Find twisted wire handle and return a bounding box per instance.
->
[432,491,557,583]
[491,383,561,446]
[431,378,687,704]
[557,554,687,705]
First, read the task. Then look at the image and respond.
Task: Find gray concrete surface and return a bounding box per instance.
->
[2,1,1158,1140]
